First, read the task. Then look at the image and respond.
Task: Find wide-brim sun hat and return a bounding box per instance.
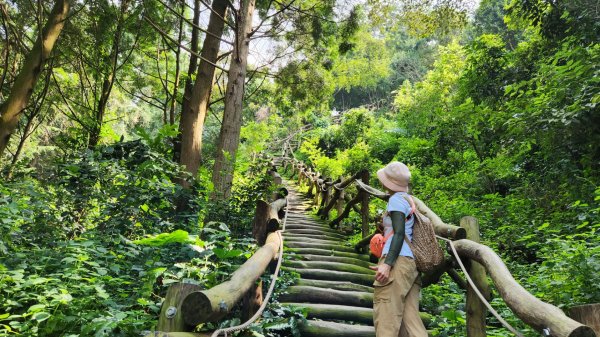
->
[377,162,411,192]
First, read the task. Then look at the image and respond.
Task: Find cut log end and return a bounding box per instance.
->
[568,325,597,337]
[267,218,280,232]
[181,291,213,326]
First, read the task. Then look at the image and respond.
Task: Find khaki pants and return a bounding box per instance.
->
[373,256,428,337]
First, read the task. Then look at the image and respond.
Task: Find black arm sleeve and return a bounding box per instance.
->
[383,211,406,267]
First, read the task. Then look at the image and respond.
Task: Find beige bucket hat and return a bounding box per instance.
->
[376,162,411,192]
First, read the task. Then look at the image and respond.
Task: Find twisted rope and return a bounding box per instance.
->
[436,235,525,337]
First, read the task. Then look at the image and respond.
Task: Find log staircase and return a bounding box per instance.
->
[279,179,431,336]
[280,179,378,336]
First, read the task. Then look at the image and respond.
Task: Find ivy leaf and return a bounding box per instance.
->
[133,230,191,246]
[537,223,550,231]
[32,312,51,322]
[213,248,244,259]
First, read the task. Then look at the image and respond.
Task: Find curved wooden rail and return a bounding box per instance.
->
[181,230,282,325]
[145,165,287,336]
[453,239,595,337]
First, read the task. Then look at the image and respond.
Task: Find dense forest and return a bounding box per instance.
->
[0,0,598,336]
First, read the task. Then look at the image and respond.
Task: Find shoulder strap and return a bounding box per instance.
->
[402,194,416,216]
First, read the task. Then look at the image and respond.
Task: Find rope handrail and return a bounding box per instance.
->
[437,235,525,337]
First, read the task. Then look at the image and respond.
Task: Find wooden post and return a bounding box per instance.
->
[319,180,331,211]
[329,194,361,228]
[307,173,315,197]
[241,280,263,322]
[336,189,345,217]
[252,200,270,245]
[360,171,370,238]
[157,283,203,332]
[460,216,490,337]
[569,304,600,336]
[313,178,321,206]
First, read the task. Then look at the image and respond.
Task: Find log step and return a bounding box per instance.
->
[284,233,346,241]
[286,221,330,228]
[284,267,374,287]
[285,226,346,240]
[285,228,344,237]
[295,279,374,293]
[285,236,346,244]
[299,254,373,269]
[283,303,373,325]
[284,225,345,237]
[278,286,373,307]
[284,260,375,275]
[285,241,355,253]
[284,303,433,327]
[299,320,375,337]
[286,247,370,262]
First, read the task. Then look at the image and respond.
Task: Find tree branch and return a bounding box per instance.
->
[144,15,229,73]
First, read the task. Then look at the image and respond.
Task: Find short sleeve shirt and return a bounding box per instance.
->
[381,192,414,258]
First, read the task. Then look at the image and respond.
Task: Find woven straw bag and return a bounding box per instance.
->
[403,199,445,273]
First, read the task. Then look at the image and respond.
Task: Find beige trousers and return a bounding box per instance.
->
[373,256,428,337]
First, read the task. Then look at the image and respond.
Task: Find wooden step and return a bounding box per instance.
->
[286,247,370,262]
[284,235,347,243]
[299,320,375,337]
[284,229,346,239]
[278,286,373,307]
[285,260,375,275]
[284,233,346,241]
[295,279,373,293]
[284,267,374,287]
[285,241,355,253]
[298,254,373,269]
[285,220,332,229]
[285,224,344,235]
[283,303,373,325]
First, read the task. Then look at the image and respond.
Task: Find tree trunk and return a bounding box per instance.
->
[88,0,130,147]
[211,0,256,199]
[173,0,201,162]
[168,2,185,126]
[179,0,228,183]
[0,0,69,158]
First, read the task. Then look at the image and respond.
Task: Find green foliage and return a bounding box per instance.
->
[0,140,279,336]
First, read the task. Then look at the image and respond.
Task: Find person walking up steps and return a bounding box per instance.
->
[370,162,428,337]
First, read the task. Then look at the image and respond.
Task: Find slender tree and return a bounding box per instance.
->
[179,0,229,183]
[88,0,132,147]
[211,0,256,199]
[0,0,70,159]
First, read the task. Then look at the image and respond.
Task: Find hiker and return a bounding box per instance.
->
[370,162,428,337]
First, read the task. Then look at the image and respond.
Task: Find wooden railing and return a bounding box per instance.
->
[280,144,596,337]
[143,165,287,337]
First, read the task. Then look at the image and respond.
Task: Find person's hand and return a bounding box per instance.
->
[369,263,392,284]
